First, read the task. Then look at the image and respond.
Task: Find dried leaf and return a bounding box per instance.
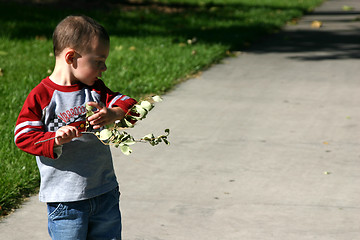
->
[311,21,323,28]
[187,37,197,45]
[35,35,47,41]
[342,5,354,11]
[287,18,299,25]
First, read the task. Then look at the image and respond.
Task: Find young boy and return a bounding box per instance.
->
[14,15,136,240]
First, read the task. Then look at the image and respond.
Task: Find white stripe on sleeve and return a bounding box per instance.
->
[14,121,43,134]
[14,127,42,143]
[108,94,124,108]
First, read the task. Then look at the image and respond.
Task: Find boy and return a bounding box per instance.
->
[14,15,136,240]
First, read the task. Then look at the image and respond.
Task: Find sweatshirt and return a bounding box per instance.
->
[14,77,136,202]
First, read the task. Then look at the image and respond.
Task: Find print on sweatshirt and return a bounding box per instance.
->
[14,76,136,159]
[14,77,137,202]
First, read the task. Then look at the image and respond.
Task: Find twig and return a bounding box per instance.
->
[34,136,60,145]
[34,132,94,145]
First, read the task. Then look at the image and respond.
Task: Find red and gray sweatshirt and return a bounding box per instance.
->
[14,77,136,202]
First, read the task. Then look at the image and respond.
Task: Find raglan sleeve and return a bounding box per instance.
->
[97,80,137,113]
[14,89,58,159]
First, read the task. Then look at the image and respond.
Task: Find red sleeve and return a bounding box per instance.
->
[14,83,57,159]
[93,80,137,113]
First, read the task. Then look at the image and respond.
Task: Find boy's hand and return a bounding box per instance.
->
[86,102,126,129]
[55,125,81,146]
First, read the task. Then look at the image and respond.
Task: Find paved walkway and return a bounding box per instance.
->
[1,0,360,239]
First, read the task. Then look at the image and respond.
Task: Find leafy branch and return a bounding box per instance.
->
[86,95,170,155]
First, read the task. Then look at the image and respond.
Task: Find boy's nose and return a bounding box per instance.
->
[101,64,107,72]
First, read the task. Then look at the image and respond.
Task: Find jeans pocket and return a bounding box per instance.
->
[47,202,65,220]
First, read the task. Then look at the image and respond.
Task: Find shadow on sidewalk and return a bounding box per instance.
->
[251,10,360,60]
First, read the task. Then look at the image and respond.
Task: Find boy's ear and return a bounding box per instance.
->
[64,49,76,64]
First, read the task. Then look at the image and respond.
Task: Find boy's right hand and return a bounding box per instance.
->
[54,125,81,146]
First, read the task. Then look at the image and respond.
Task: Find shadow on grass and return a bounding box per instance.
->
[0,0,315,50]
[7,0,358,60]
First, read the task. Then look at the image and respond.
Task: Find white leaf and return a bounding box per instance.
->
[99,129,112,141]
[152,95,162,102]
[140,101,153,111]
[120,145,132,155]
[143,133,154,140]
[123,140,136,145]
[135,105,147,118]
[124,119,134,127]
[86,103,93,111]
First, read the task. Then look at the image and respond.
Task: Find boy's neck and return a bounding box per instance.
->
[49,64,78,86]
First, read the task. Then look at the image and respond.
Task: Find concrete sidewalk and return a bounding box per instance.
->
[1,0,360,239]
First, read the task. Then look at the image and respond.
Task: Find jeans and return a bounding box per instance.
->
[47,187,121,240]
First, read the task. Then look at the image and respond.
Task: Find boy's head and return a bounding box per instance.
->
[53,15,109,56]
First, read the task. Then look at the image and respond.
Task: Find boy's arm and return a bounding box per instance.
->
[14,91,58,159]
[15,125,57,158]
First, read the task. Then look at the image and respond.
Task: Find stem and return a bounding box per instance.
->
[34,136,60,145]
[34,132,94,145]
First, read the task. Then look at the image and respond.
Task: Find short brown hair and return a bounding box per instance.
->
[53,15,109,56]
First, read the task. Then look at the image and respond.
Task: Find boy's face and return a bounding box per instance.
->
[72,38,109,86]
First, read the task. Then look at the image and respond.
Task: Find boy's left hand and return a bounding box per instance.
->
[86,102,126,129]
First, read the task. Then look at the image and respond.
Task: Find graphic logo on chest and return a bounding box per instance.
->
[49,105,87,132]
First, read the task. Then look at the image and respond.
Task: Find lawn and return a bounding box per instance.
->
[0,0,324,216]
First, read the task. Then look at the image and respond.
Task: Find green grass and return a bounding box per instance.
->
[0,0,324,216]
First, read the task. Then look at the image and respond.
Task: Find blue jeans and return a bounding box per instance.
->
[47,187,121,240]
